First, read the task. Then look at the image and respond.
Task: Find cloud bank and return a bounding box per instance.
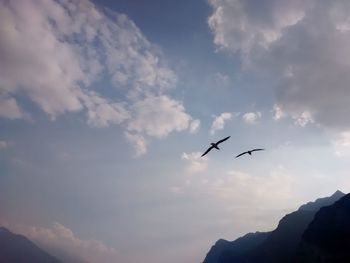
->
[0,220,119,263]
[0,0,198,155]
[208,0,350,130]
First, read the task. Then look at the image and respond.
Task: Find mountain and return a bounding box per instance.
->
[296,193,350,262]
[298,190,345,211]
[0,226,61,263]
[248,190,346,263]
[247,209,315,263]
[204,232,270,263]
[203,191,345,263]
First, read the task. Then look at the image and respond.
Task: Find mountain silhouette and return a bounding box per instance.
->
[298,190,345,212]
[0,226,61,263]
[204,232,270,263]
[296,193,350,262]
[203,191,345,263]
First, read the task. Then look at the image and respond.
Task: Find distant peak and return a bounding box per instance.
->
[215,239,229,245]
[332,190,345,197]
[298,191,346,212]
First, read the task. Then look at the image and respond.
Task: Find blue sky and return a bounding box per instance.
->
[2,0,350,262]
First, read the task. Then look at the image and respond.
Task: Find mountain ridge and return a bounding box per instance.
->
[296,193,350,262]
[203,190,346,263]
[0,226,61,263]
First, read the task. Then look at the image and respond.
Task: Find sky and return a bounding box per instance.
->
[1,0,350,262]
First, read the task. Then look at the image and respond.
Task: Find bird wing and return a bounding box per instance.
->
[201,145,214,157]
[216,136,231,145]
[251,148,265,152]
[235,151,248,158]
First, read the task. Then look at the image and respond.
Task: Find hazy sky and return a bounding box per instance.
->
[1,0,350,262]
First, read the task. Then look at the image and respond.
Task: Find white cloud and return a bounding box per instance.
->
[273,105,285,121]
[0,0,173,111]
[80,91,130,128]
[181,152,208,174]
[124,94,198,155]
[0,97,27,120]
[242,112,261,125]
[189,119,201,134]
[208,0,350,130]
[0,0,198,155]
[0,0,88,118]
[0,220,118,263]
[210,112,236,134]
[273,105,314,127]
[127,95,195,139]
[292,111,314,127]
[128,96,189,138]
[125,132,148,157]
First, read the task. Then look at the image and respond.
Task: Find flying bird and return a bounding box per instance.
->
[235,148,265,158]
[201,136,230,157]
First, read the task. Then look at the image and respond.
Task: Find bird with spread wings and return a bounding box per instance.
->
[235,148,265,158]
[201,136,231,157]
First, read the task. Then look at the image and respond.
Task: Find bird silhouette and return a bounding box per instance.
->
[201,136,230,157]
[235,148,265,158]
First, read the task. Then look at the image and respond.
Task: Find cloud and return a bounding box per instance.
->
[208,0,350,130]
[242,112,261,124]
[0,220,118,263]
[201,167,297,209]
[189,119,201,134]
[0,97,27,120]
[0,0,88,118]
[124,95,199,154]
[273,105,285,121]
[80,91,130,128]
[332,131,350,157]
[273,105,314,127]
[336,131,350,147]
[292,111,314,127]
[125,132,148,157]
[210,112,236,134]
[181,152,208,174]
[127,95,194,138]
[0,0,198,155]
[208,0,308,58]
